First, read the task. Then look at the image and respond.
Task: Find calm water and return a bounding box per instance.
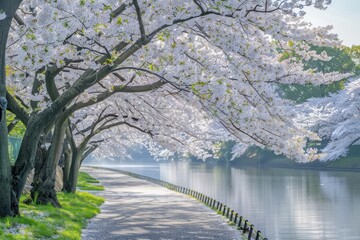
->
[100,161,360,240]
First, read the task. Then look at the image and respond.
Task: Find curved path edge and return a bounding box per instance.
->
[81,166,242,240]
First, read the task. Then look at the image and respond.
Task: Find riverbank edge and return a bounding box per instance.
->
[227,157,360,173]
[198,144,360,171]
[90,166,267,240]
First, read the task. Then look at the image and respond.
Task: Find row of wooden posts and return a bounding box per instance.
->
[101,167,268,240]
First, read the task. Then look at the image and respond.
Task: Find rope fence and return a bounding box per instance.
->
[98,167,268,240]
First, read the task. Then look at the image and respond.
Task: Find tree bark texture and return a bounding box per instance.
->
[28,121,66,207]
[63,146,84,193]
[11,73,94,202]
[0,0,23,217]
[62,144,72,190]
[12,115,43,203]
[32,121,65,206]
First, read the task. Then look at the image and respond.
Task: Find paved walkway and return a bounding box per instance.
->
[81,167,241,240]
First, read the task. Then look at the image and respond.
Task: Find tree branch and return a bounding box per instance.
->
[111,67,189,91]
[62,79,166,123]
[6,91,29,125]
[13,13,25,26]
[7,118,19,133]
[133,0,147,43]
[193,0,205,13]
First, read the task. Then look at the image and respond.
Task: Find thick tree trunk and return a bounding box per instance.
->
[5,0,146,215]
[0,15,12,218]
[22,137,48,204]
[9,20,146,208]
[29,121,66,207]
[11,116,42,202]
[0,0,23,217]
[11,73,95,205]
[11,85,85,205]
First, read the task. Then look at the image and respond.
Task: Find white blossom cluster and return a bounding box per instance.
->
[6,0,343,161]
[297,77,360,161]
[72,90,230,160]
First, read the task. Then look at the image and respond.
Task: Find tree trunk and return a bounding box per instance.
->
[62,144,72,190]
[8,21,146,208]
[4,0,144,215]
[63,148,83,193]
[11,86,83,205]
[27,121,66,207]
[11,71,97,205]
[11,115,42,204]
[22,136,48,204]
[0,16,12,217]
[0,0,23,217]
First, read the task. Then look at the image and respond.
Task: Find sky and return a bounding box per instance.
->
[303,0,360,46]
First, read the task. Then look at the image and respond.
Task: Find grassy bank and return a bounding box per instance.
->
[0,172,104,240]
[77,172,105,191]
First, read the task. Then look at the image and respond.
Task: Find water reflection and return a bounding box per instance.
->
[110,162,360,240]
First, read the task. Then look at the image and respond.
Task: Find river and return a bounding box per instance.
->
[93,161,360,240]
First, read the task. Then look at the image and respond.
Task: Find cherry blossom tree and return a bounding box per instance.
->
[2,0,346,216]
[297,77,360,162]
[63,90,229,193]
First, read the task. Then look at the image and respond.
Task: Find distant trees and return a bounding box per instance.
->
[212,44,360,164]
[295,44,360,162]
[298,77,360,161]
[280,45,358,103]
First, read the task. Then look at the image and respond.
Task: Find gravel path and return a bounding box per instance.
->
[81,167,242,240]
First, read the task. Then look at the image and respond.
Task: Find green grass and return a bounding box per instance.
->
[228,221,236,226]
[77,172,105,191]
[0,172,104,239]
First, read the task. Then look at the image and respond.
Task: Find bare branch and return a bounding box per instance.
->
[112,72,127,82]
[60,80,166,125]
[245,1,285,17]
[110,3,128,20]
[14,13,25,25]
[193,0,205,13]
[133,0,147,43]
[184,52,206,68]
[111,67,189,91]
